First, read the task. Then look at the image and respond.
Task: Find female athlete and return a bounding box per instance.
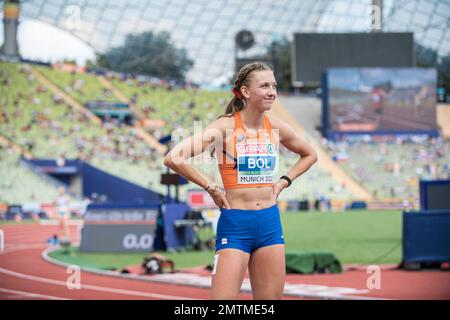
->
[164,62,317,299]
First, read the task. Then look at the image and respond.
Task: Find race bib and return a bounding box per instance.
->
[236,142,277,184]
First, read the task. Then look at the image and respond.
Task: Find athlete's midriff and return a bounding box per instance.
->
[225,186,276,210]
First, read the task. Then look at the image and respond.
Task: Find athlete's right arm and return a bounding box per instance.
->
[163,118,225,188]
[163,117,231,208]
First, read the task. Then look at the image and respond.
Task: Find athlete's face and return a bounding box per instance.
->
[242,70,277,111]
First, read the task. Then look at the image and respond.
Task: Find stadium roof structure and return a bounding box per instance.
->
[1,0,450,85]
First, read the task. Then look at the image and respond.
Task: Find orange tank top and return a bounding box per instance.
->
[218,111,278,190]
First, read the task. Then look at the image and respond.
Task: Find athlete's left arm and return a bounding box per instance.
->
[268,114,318,188]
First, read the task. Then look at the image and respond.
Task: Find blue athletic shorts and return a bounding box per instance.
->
[215,203,285,254]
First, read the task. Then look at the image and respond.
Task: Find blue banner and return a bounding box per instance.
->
[237,156,276,172]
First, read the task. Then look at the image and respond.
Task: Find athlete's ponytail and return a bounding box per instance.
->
[223,95,245,116]
[211,62,273,157]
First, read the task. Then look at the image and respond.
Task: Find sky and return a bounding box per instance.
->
[0,18,95,66]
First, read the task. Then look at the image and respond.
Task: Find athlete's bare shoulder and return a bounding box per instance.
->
[265,112,286,129]
[206,114,234,133]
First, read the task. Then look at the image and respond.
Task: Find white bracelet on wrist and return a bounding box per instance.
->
[206,184,218,193]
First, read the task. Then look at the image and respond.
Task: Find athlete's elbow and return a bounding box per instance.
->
[308,150,318,165]
[311,151,318,163]
[163,154,175,169]
[164,152,187,170]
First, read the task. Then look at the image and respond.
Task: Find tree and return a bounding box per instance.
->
[438,53,450,98]
[86,53,110,70]
[261,37,293,91]
[416,43,450,99]
[62,59,77,65]
[104,31,193,81]
[416,43,438,67]
[271,37,292,91]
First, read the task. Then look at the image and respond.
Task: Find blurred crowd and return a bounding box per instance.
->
[1,64,161,170]
[321,135,450,199]
[2,62,449,210]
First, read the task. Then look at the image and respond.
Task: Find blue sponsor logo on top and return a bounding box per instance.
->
[238,156,276,172]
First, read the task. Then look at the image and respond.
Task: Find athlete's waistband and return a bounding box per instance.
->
[220,203,278,214]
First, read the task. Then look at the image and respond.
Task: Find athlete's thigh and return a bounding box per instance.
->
[248,244,285,299]
[211,248,250,299]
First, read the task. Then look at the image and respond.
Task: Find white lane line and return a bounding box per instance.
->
[0,266,196,300]
[4,235,79,246]
[0,287,71,300]
[42,247,381,300]
[1,244,49,255]
[3,243,47,249]
[39,220,84,226]
[5,228,80,236]
[3,230,61,239]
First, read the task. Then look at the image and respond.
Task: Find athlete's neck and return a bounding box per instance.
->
[241,108,265,131]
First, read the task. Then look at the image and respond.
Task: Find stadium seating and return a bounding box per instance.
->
[109,76,228,137]
[7,61,443,206]
[0,62,161,193]
[321,136,450,200]
[35,65,118,104]
[0,148,59,204]
[108,74,355,200]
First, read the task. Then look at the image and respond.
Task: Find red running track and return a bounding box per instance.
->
[0,223,248,300]
[0,223,449,300]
